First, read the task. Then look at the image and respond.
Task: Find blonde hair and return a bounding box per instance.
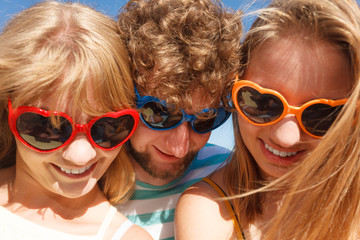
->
[224,0,360,238]
[0,1,135,204]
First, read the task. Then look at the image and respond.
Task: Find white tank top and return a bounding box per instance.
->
[0,206,133,239]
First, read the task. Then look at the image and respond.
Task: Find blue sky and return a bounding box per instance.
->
[0,0,272,33]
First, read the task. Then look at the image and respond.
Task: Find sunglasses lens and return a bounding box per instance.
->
[302,104,343,137]
[16,113,72,150]
[193,108,230,133]
[140,102,183,129]
[237,87,284,124]
[91,115,135,148]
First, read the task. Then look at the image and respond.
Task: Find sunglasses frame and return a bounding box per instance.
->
[135,86,230,133]
[8,99,139,152]
[232,80,348,138]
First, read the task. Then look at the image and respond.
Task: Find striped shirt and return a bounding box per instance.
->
[115,143,231,240]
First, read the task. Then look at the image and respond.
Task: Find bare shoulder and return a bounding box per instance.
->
[107,211,152,240]
[180,167,227,198]
[175,168,234,240]
[122,224,153,240]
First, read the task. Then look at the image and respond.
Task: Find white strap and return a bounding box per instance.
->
[97,206,117,238]
[111,219,134,240]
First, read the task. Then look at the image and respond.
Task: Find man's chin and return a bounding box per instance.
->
[146,164,187,181]
[126,141,197,182]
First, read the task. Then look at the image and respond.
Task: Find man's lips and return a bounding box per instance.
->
[153,147,182,163]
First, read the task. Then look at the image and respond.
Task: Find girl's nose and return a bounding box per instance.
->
[269,116,302,148]
[62,134,96,165]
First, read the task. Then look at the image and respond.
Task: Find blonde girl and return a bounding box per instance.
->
[0,1,152,239]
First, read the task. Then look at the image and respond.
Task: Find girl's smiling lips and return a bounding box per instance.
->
[51,163,97,178]
[264,143,298,157]
[259,140,306,166]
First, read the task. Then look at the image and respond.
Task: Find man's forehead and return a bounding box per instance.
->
[163,92,218,112]
[137,83,221,109]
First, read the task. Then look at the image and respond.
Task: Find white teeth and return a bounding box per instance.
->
[60,165,91,174]
[264,143,297,157]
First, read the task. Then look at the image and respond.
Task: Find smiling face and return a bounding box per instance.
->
[13,96,122,199]
[127,90,211,186]
[239,38,352,178]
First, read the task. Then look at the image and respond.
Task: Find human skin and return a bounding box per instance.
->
[240,37,352,178]
[175,37,352,240]
[1,95,120,233]
[1,94,153,239]
[128,89,212,186]
[13,96,122,199]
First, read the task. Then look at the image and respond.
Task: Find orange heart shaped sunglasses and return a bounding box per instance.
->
[232,80,348,138]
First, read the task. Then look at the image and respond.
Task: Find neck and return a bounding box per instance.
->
[245,191,285,240]
[8,165,107,220]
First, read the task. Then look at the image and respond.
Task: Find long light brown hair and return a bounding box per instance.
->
[224,0,360,238]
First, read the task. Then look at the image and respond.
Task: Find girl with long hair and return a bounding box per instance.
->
[0,1,152,239]
[175,0,360,239]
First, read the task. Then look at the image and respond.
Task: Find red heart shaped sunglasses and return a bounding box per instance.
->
[8,99,139,152]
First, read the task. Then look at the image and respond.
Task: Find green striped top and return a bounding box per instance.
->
[115,143,231,240]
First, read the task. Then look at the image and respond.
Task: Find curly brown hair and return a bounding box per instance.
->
[117,0,242,111]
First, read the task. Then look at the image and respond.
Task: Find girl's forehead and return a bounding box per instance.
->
[29,97,94,123]
[245,38,352,102]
